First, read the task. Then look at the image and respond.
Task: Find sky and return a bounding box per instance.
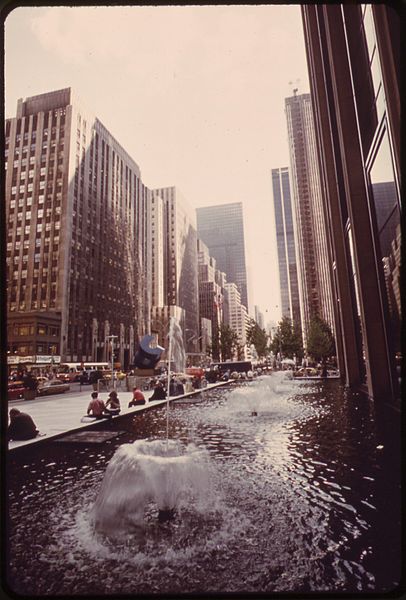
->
[5,5,310,326]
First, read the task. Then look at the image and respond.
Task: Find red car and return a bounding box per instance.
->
[7,381,26,401]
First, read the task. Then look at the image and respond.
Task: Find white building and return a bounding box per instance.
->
[224,282,250,359]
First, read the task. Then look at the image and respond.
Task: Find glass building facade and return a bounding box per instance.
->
[301,4,400,404]
[196,202,249,311]
[285,92,335,345]
[271,167,301,331]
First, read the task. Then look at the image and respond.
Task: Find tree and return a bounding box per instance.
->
[246,319,269,359]
[306,315,335,362]
[209,323,239,361]
[270,316,303,359]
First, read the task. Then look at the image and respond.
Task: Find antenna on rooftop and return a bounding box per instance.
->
[288,79,301,96]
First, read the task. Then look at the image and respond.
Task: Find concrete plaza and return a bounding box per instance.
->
[7,381,230,452]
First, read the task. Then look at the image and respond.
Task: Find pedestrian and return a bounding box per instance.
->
[8,408,39,441]
[128,387,146,407]
[87,391,106,418]
[22,370,38,392]
[169,378,177,396]
[105,390,121,415]
[177,379,185,395]
[149,381,167,401]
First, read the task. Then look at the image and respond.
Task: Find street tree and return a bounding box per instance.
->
[306,315,335,362]
[247,319,269,359]
[270,316,303,359]
[209,323,240,361]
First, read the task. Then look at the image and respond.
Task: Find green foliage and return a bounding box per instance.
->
[210,323,240,361]
[306,315,335,361]
[247,319,269,359]
[270,316,303,359]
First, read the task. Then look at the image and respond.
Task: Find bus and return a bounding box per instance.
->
[57,362,110,382]
[211,361,252,374]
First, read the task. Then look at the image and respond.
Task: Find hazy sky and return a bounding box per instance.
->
[5,5,310,325]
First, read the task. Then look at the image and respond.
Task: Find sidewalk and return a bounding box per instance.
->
[7,381,231,452]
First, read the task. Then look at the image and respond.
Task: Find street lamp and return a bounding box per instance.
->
[106,335,118,390]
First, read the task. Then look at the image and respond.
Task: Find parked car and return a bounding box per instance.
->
[56,373,72,383]
[37,380,70,396]
[7,381,26,401]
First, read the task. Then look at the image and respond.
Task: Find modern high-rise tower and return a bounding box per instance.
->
[271,167,301,331]
[301,4,400,404]
[5,88,151,370]
[285,91,335,344]
[150,186,199,353]
[196,202,249,311]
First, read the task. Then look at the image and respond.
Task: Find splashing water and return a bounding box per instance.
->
[91,439,211,535]
[167,317,186,375]
[166,317,186,443]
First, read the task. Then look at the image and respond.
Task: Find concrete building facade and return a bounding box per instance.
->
[301,4,400,403]
[5,88,151,370]
[224,282,250,359]
[197,239,226,342]
[150,186,199,353]
[254,305,265,331]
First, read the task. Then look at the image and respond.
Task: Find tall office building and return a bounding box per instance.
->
[301,4,400,403]
[254,305,265,330]
[150,186,199,353]
[285,92,335,345]
[5,88,151,370]
[224,282,250,359]
[197,238,226,335]
[196,202,249,310]
[271,167,301,331]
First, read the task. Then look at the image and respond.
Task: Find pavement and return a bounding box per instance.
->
[7,381,231,452]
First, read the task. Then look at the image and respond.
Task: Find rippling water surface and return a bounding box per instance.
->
[6,373,401,595]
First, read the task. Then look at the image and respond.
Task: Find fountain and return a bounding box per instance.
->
[92,317,200,531]
[9,369,397,595]
[91,439,210,534]
[166,316,186,443]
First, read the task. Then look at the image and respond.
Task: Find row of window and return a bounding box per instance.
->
[9,300,56,311]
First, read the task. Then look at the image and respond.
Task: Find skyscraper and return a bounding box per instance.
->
[301,4,400,403]
[196,202,249,310]
[271,167,301,331]
[285,92,335,346]
[150,186,199,352]
[224,282,250,359]
[197,238,227,356]
[5,88,151,370]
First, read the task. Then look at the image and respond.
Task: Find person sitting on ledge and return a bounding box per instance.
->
[149,381,167,401]
[87,391,107,419]
[169,378,177,396]
[128,387,146,407]
[177,379,185,395]
[104,390,121,415]
[8,408,39,441]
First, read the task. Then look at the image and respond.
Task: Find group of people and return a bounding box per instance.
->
[87,386,148,418]
[8,377,201,442]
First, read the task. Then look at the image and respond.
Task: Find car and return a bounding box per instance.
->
[37,380,70,396]
[7,381,26,401]
[56,373,72,383]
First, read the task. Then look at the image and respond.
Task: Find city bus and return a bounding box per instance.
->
[57,362,110,382]
[211,360,253,374]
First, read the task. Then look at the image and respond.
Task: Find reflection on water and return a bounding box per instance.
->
[6,373,401,595]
